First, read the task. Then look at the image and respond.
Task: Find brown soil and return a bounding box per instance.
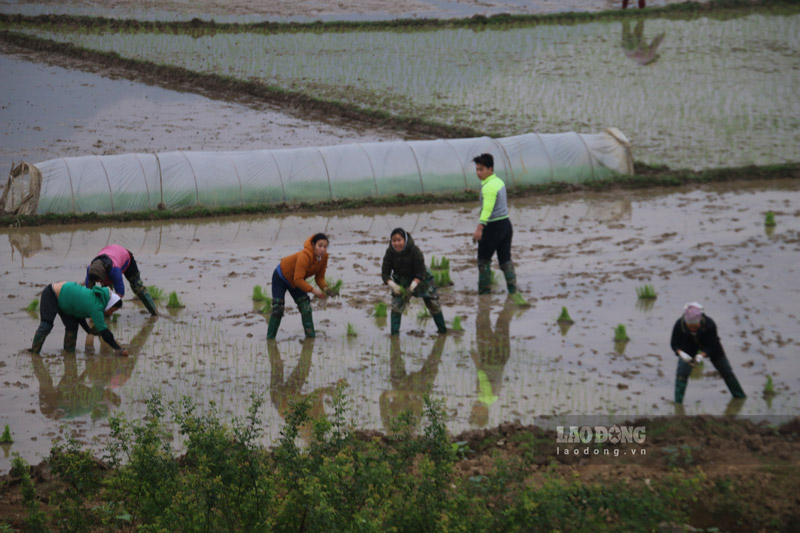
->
[1,416,798,531]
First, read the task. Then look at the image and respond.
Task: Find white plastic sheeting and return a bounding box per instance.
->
[23,129,632,215]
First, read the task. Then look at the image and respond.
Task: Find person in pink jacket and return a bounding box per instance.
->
[85,244,158,316]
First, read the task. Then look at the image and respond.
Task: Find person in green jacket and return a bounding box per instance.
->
[381,228,447,335]
[472,153,517,295]
[30,281,128,356]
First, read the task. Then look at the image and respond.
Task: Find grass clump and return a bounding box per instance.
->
[25,299,39,313]
[0,424,12,444]
[433,269,453,286]
[147,285,165,301]
[258,297,273,314]
[557,306,574,323]
[764,211,776,226]
[166,291,184,309]
[252,284,268,302]
[451,315,463,331]
[636,284,657,300]
[614,324,630,342]
[374,301,388,318]
[430,256,450,271]
[417,308,431,320]
[346,323,358,337]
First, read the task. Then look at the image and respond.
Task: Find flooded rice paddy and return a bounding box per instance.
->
[9,12,799,170]
[1,180,799,472]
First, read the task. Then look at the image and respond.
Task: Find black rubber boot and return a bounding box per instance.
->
[432,312,447,334]
[30,321,53,354]
[63,328,78,352]
[714,356,747,399]
[131,274,158,316]
[267,299,284,340]
[297,296,315,338]
[390,311,402,336]
[499,261,518,294]
[674,379,688,404]
[478,259,492,295]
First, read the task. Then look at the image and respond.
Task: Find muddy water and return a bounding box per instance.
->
[0,43,401,178]
[1,180,799,471]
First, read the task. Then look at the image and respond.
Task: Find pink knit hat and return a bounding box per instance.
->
[683,302,703,325]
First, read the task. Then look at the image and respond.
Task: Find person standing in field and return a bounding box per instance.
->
[381,227,447,335]
[267,233,334,339]
[472,153,518,295]
[86,244,158,316]
[671,302,746,404]
[30,281,128,356]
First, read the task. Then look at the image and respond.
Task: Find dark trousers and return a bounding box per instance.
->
[478,218,513,263]
[40,284,79,332]
[271,266,307,303]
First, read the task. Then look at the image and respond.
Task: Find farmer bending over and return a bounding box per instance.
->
[472,153,518,295]
[30,281,128,356]
[381,228,447,335]
[267,233,335,339]
[86,244,158,316]
[671,302,746,404]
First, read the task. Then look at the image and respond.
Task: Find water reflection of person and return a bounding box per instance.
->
[29,317,154,420]
[470,298,515,427]
[268,338,334,442]
[621,20,665,66]
[379,335,447,433]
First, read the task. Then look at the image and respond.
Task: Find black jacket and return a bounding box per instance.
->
[381,233,426,286]
[670,314,726,361]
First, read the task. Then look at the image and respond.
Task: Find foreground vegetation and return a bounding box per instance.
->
[2,391,799,531]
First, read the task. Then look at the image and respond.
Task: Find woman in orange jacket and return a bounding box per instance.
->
[267,233,334,339]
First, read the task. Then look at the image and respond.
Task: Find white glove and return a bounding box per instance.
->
[409,279,420,293]
[693,353,704,365]
[387,280,402,295]
[677,350,693,364]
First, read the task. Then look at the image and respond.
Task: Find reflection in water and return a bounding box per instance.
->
[29,317,154,420]
[621,20,665,66]
[379,335,447,433]
[268,338,334,442]
[8,231,42,268]
[470,298,515,427]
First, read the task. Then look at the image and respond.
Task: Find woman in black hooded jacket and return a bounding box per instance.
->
[381,228,447,335]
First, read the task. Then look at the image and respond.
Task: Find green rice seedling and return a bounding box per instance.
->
[430,255,440,270]
[557,306,574,324]
[166,291,184,309]
[325,278,344,296]
[763,375,775,397]
[636,284,657,300]
[764,211,776,226]
[417,308,431,320]
[510,292,529,306]
[147,285,165,301]
[439,257,450,271]
[25,299,39,313]
[0,424,12,444]
[451,315,463,331]
[346,323,357,337]
[252,284,267,302]
[489,271,498,286]
[258,297,273,314]
[614,324,630,342]
[374,301,388,318]
[433,270,453,287]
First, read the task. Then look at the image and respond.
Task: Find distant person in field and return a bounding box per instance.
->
[671,302,746,404]
[267,233,335,339]
[622,0,646,8]
[621,19,665,66]
[30,281,128,356]
[381,227,447,335]
[86,244,158,316]
[472,153,518,295]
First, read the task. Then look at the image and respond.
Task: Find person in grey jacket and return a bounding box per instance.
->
[381,228,446,335]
